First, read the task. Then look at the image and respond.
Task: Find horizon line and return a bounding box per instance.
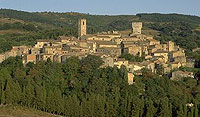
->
[1,8,200,17]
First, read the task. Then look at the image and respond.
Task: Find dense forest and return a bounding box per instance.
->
[0,55,200,117]
[0,9,200,53]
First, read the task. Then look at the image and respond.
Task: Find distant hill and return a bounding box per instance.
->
[0,9,200,53]
[137,13,200,24]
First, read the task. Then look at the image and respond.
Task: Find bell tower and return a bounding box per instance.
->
[78,19,87,37]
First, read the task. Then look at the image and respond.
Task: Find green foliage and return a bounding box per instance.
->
[0,22,39,31]
[0,56,199,116]
[148,22,200,50]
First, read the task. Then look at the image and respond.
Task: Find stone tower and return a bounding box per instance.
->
[78,19,87,37]
[167,41,174,52]
[132,22,142,35]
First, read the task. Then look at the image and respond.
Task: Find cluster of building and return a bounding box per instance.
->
[0,19,195,84]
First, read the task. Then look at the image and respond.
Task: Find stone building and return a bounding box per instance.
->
[153,50,168,63]
[96,48,121,57]
[171,70,194,81]
[114,58,129,68]
[131,22,142,36]
[39,54,54,61]
[140,61,155,73]
[0,18,190,82]
[167,41,175,52]
[23,54,37,64]
[0,54,5,63]
[78,19,87,37]
[42,46,62,55]
[123,45,142,57]
[101,56,114,67]
[128,73,134,85]
[186,57,195,68]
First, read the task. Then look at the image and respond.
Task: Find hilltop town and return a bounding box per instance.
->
[0,19,194,84]
[1,7,200,116]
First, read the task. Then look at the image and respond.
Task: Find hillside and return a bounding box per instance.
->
[0,105,58,117]
[0,9,200,53]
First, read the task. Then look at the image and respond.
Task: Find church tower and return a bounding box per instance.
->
[78,19,87,37]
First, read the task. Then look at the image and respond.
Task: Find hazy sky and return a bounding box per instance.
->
[0,0,200,16]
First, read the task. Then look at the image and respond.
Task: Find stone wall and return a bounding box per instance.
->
[78,19,87,37]
[131,22,142,35]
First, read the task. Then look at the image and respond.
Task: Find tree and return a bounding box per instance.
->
[144,98,156,117]
[194,101,198,117]
[158,97,171,117]
[23,79,35,107]
[5,80,13,104]
[0,90,5,104]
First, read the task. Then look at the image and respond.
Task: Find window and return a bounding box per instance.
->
[83,22,85,25]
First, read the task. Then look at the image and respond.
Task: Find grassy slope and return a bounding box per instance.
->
[0,105,58,117]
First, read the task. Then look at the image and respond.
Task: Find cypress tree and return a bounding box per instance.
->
[177,104,184,117]
[5,82,12,104]
[158,97,171,117]
[145,98,156,117]
[194,102,198,117]
[0,90,5,104]
[190,107,194,117]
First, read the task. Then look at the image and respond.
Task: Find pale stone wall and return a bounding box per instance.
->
[113,37,140,44]
[124,46,142,56]
[99,45,118,48]
[114,59,129,68]
[147,63,155,73]
[171,62,182,70]
[43,47,62,55]
[23,54,37,64]
[163,66,171,74]
[132,22,142,35]
[168,41,174,52]
[153,52,168,63]
[31,48,40,55]
[34,42,46,48]
[162,44,167,51]
[87,36,112,41]
[53,55,62,63]
[148,47,158,54]
[96,48,121,57]
[149,39,160,46]
[79,41,88,48]
[102,57,114,67]
[128,73,134,85]
[172,50,185,58]
[0,54,5,63]
[78,19,87,37]
[40,54,54,61]
[171,71,194,80]
[174,56,186,63]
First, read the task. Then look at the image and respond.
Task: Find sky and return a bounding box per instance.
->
[0,0,200,16]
